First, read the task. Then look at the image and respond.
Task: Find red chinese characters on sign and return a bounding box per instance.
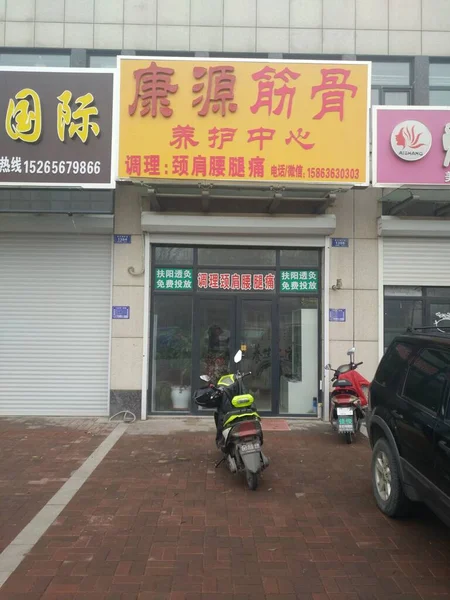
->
[229,157,245,178]
[125,155,141,176]
[170,125,199,149]
[209,127,237,150]
[247,127,276,151]
[250,66,301,119]
[192,66,238,117]
[220,273,231,290]
[311,68,358,121]
[209,156,226,177]
[129,61,178,118]
[196,272,275,291]
[253,274,264,290]
[144,155,160,175]
[241,274,252,291]
[208,273,220,289]
[249,157,265,178]
[231,273,241,290]
[285,128,315,150]
[172,155,189,176]
[271,164,304,179]
[192,155,207,177]
[264,274,275,290]
[198,272,208,289]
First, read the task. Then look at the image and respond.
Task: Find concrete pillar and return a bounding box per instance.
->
[110,183,146,417]
[328,188,380,382]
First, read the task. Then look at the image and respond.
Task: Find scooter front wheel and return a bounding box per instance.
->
[345,432,353,444]
[246,469,258,490]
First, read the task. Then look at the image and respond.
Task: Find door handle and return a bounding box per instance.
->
[438,440,450,456]
[392,410,404,420]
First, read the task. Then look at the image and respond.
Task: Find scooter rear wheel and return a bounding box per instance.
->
[246,470,258,490]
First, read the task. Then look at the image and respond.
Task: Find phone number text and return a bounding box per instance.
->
[307,167,361,180]
[24,160,102,176]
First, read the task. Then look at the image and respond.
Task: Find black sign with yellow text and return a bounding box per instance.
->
[0,68,115,188]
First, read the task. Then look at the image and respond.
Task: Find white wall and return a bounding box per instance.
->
[1,0,449,56]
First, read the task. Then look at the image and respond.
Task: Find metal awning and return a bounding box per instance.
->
[380,187,450,217]
[128,180,352,215]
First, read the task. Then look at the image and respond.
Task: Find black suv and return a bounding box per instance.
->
[367,330,450,525]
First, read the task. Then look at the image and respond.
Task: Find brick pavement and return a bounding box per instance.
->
[1,424,450,599]
[0,418,116,553]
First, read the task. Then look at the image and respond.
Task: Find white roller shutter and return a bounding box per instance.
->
[0,233,111,416]
[383,238,450,286]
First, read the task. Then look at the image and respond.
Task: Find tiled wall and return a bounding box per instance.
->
[1,0,450,56]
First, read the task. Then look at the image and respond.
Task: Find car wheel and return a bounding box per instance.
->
[372,437,410,518]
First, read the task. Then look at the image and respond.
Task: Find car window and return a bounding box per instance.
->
[403,348,450,414]
[375,341,414,387]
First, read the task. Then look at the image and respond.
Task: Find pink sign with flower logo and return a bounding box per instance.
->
[373,106,450,187]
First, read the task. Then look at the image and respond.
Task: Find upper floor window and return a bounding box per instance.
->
[430,63,450,105]
[0,53,70,67]
[371,61,412,106]
[89,54,118,68]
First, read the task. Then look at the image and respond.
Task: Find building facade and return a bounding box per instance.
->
[1,0,450,419]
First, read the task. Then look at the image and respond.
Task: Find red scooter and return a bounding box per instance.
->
[325,347,369,444]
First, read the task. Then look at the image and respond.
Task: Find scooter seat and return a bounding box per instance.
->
[334,379,352,387]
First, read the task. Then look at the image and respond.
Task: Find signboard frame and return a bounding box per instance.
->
[0,66,118,189]
[372,105,450,188]
[117,55,371,187]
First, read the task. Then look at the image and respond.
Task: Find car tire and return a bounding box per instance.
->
[372,437,410,518]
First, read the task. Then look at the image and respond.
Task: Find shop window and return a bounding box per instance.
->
[384,298,423,350]
[430,63,450,106]
[280,249,319,268]
[426,287,450,297]
[198,247,276,267]
[403,349,450,414]
[155,247,194,265]
[0,52,70,67]
[384,286,450,351]
[151,296,193,412]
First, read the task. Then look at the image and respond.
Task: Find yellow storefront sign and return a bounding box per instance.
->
[118,57,370,185]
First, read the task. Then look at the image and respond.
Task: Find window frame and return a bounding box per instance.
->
[384,287,450,352]
[401,347,450,417]
[359,57,413,106]
[0,50,71,67]
[429,60,450,106]
[88,52,120,68]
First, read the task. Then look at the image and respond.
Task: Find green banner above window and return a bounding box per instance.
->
[280,270,319,292]
[155,268,193,290]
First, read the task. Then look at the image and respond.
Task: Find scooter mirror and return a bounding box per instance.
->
[234,350,242,363]
[200,375,211,383]
[347,347,356,356]
[324,364,331,370]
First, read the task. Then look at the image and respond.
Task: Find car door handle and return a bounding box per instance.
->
[438,440,450,456]
[392,410,404,420]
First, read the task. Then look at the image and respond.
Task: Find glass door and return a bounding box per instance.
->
[193,297,235,413]
[279,297,319,415]
[238,299,274,413]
